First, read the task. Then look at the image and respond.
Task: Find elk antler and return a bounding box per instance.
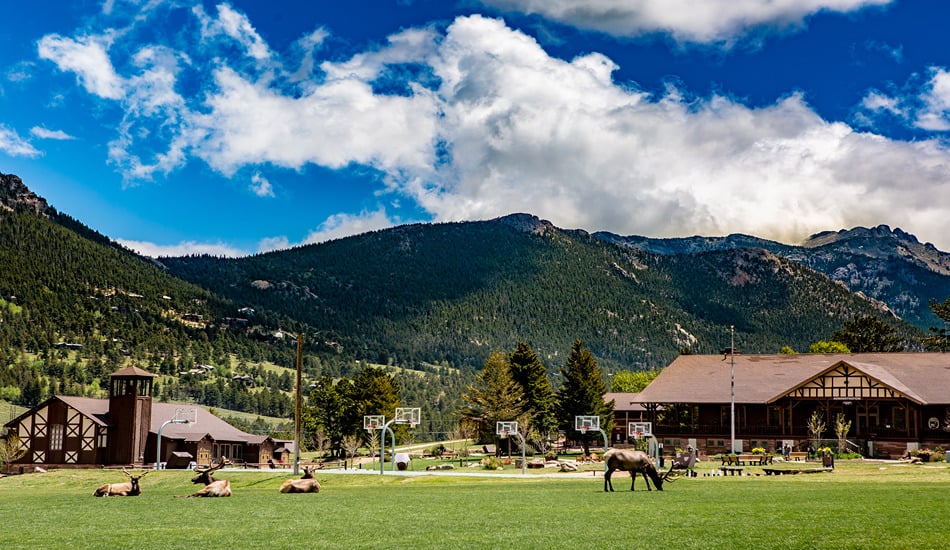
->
[662,463,680,482]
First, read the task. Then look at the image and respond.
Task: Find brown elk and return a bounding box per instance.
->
[603,448,675,492]
[93,468,149,497]
[279,465,321,493]
[185,458,232,497]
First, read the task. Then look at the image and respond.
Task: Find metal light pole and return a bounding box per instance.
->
[730,325,736,454]
[294,333,303,476]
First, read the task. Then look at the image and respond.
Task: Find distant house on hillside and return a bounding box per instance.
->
[3,366,280,473]
[636,352,950,459]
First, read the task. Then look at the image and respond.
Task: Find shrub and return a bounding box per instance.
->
[751,447,766,454]
[480,456,503,470]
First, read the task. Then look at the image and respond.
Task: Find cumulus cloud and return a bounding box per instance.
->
[0,125,40,157]
[856,67,950,133]
[250,172,275,197]
[301,208,397,245]
[36,7,950,250]
[37,33,125,99]
[480,0,893,44]
[116,238,248,258]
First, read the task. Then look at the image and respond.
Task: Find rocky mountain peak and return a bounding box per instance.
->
[494,213,556,236]
[0,172,53,217]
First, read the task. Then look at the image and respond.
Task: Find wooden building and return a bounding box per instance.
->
[604,392,650,443]
[636,352,950,458]
[3,366,277,472]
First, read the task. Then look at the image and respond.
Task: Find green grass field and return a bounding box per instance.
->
[2,460,948,549]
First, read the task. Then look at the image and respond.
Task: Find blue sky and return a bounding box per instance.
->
[2,0,950,256]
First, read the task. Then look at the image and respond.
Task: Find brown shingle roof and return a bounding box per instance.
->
[109,366,156,378]
[637,352,950,405]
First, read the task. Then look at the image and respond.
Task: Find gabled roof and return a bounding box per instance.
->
[604,392,646,412]
[149,402,267,444]
[3,395,267,445]
[109,366,156,378]
[636,352,950,405]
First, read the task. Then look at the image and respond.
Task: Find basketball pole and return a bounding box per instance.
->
[294,333,303,476]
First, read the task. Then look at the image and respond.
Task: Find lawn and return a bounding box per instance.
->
[2,460,947,549]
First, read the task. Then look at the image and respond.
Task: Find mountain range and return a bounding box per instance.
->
[3,170,947,383]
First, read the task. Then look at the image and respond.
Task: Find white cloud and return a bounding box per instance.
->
[187,65,440,175]
[30,126,75,140]
[37,33,125,99]
[914,68,950,131]
[409,16,950,247]
[0,125,40,157]
[38,9,950,250]
[193,3,272,61]
[116,238,248,258]
[253,208,397,253]
[302,208,396,245]
[480,0,893,44]
[250,172,274,197]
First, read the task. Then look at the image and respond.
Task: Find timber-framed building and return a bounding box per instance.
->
[634,352,950,459]
[3,366,279,473]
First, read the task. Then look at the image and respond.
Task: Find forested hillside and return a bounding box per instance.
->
[1,169,929,442]
[162,214,921,373]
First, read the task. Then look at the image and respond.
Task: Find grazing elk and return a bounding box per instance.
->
[603,448,675,492]
[185,458,231,497]
[93,468,149,497]
[279,465,321,493]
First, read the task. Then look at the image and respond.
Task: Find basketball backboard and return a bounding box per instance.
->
[496,421,518,438]
[394,407,421,426]
[575,415,600,432]
[364,415,385,430]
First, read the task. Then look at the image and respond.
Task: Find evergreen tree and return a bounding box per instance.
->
[508,341,557,442]
[831,315,903,352]
[556,340,614,455]
[305,377,356,458]
[458,350,526,443]
[351,366,401,442]
[922,297,950,352]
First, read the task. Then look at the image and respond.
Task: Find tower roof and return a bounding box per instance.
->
[109,365,156,378]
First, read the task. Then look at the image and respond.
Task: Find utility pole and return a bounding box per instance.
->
[294,333,303,476]
[730,325,736,454]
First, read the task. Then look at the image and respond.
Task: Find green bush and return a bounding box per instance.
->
[481,456,503,470]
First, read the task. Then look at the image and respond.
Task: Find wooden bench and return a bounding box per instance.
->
[789,452,807,461]
[721,455,739,466]
[720,466,743,476]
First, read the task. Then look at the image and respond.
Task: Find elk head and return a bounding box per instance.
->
[191,457,230,485]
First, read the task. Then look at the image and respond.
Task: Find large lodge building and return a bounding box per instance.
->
[610,352,950,459]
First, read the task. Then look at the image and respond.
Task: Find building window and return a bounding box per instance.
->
[97,429,108,448]
[50,424,64,451]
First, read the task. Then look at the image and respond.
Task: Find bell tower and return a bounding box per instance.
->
[107,366,155,466]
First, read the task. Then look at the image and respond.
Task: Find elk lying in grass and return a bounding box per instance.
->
[93,468,149,497]
[603,449,675,492]
[279,465,321,493]
[185,458,231,497]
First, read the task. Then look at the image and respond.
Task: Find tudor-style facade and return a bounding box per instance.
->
[3,366,279,473]
[636,352,950,459]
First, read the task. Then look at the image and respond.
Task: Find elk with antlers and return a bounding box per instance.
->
[603,448,676,492]
[185,458,231,497]
[93,468,149,497]
[279,465,321,493]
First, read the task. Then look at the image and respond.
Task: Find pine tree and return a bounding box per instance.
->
[831,315,903,352]
[458,350,526,443]
[556,340,614,455]
[508,341,557,442]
